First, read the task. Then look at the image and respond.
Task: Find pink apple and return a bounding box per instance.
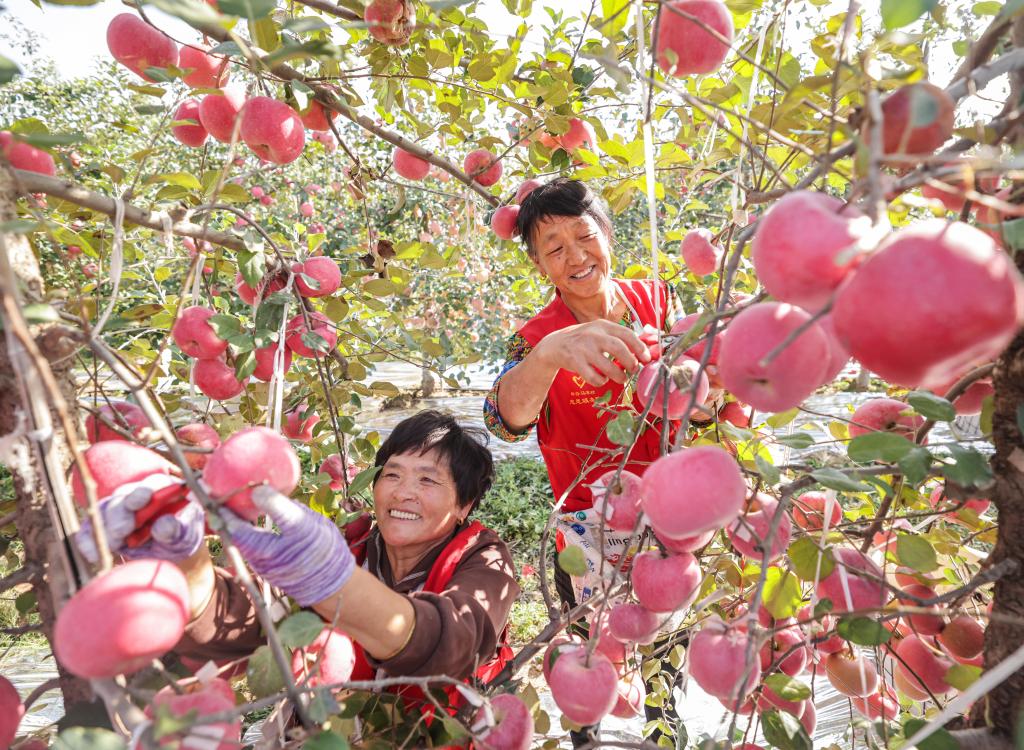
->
[393,148,431,180]
[680,228,723,276]
[848,398,924,439]
[106,13,178,81]
[176,422,220,469]
[640,446,747,539]
[492,205,520,239]
[283,405,320,442]
[293,256,341,297]
[688,615,761,702]
[286,311,337,358]
[718,302,830,413]
[630,550,701,613]
[172,306,228,359]
[252,342,293,382]
[727,492,792,563]
[590,469,643,532]
[199,86,247,143]
[559,118,596,151]
[171,99,208,148]
[815,547,887,614]
[194,357,248,401]
[474,693,534,750]
[607,602,660,645]
[515,178,543,203]
[464,149,503,186]
[832,219,1024,389]
[547,647,618,726]
[204,426,301,520]
[179,45,229,88]
[240,96,306,165]
[655,0,734,77]
[70,442,177,507]
[86,400,149,443]
[0,132,56,176]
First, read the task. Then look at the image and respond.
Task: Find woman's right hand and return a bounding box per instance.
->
[537,319,652,387]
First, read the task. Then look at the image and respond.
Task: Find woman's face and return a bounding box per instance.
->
[373,447,465,555]
[529,213,612,300]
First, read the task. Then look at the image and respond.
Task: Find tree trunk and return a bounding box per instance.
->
[0,167,95,712]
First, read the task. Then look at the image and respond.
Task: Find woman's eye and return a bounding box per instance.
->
[420,477,438,485]
[547,247,562,256]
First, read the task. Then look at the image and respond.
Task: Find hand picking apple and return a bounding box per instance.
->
[74,473,205,563]
[220,485,356,607]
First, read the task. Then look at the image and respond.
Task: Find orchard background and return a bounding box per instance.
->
[1,0,1024,748]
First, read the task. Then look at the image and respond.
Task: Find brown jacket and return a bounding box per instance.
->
[175,522,521,680]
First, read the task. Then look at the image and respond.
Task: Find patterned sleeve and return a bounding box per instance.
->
[483,332,539,443]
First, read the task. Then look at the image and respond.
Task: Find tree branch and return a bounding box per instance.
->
[291,0,360,21]
[11,171,246,251]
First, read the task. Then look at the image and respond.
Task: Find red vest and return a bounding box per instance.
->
[518,279,675,512]
[349,521,514,714]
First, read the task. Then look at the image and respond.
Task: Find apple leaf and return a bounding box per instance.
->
[763,567,803,620]
[606,410,637,446]
[896,532,939,572]
[811,468,870,492]
[277,610,324,649]
[944,445,994,488]
[898,447,933,484]
[902,720,959,750]
[945,663,981,691]
[558,545,587,577]
[54,728,127,750]
[761,708,812,750]
[764,674,812,701]
[908,391,956,422]
[247,645,287,698]
[788,537,835,581]
[836,616,891,646]
[881,0,937,29]
[776,432,816,449]
[847,432,915,463]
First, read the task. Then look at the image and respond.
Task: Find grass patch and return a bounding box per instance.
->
[474,457,555,647]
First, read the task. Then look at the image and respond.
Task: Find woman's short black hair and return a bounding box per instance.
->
[373,410,495,513]
[516,177,612,257]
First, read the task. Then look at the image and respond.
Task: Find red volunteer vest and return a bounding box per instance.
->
[348,521,514,714]
[518,279,676,513]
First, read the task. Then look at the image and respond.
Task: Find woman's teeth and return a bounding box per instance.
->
[389,509,421,520]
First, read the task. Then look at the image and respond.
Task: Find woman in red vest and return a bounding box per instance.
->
[483,178,698,745]
[77,411,520,723]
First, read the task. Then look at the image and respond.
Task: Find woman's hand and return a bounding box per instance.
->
[74,474,205,564]
[537,319,652,386]
[222,487,355,607]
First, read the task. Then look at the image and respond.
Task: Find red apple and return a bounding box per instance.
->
[365,0,415,45]
[199,86,247,143]
[86,400,150,443]
[106,13,178,81]
[176,422,220,470]
[898,583,944,635]
[655,0,733,77]
[636,357,710,420]
[204,426,301,520]
[179,45,229,88]
[894,633,954,697]
[688,615,761,702]
[759,626,807,677]
[235,270,285,305]
[631,550,701,613]
[640,445,747,539]
[791,491,842,531]
[71,441,177,507]
[832,219,1024,389]
[194,357,248,401]
[474,693,534,750]
[719,400,751,428]
[393,148,431,180]
[515,178,543,204]
[727,492,792,563]
[53,559,190,678]
[718,302,830,413]
[881,82,955,156]
[293,256,341,297]
[299,101,336,131]
[491,205,521,240]
[851,685,899,721]
[240,96,306,165]
[252,342,293,382]
[286,311,338,358]
[291,627,356,688]
[815,547,887,614]
[751,190,870,313]
[824,651,879,697]
[680,228,723,276]
[610,672,645,718]
[171,99,208,148]
[559,118,596,151]
[590,469,643,532]
[0,676,24,750]
[147,678,239,749]
[0,132,57,176]
[937,615,985,660]
[848,398,924,440]
[547,647,618,726]
[283,404,320,442]
[607,602,660,645]
[464,149,503,186]
[172,306,228,359]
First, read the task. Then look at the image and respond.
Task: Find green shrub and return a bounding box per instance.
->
[474,457,552,568]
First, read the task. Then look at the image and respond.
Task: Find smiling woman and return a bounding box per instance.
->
[165,410,520,710]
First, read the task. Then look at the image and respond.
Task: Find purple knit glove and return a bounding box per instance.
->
[75,474,206,563]
[222,486,355,607]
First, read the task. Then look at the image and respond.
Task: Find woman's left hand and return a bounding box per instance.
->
[222,487,355,607]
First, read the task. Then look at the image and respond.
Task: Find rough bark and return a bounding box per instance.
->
[0,167,94,709]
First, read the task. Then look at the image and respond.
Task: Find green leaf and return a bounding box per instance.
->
[756,454,781,486]
[600,0,631,38]
[903,720,959,750]
[558,545,587,576]
[945,663,981,691]
[776,432,816,449]
[345,466,379,498]
[153,171,203,190]
[898,447,933,484]
[881,0,937,29]
[763,674,811,701]
[847,432,915,463]
[237,249,265,287]
[811,468,870,492]
[234,349,257,380]
[144,0,222,25]
[0,54,22,84]
[22,303,59,324]
[278,611,325,648]
[303,730,350,750]
[54,728,127,750]
[249,16,282,51]
[761,708,812,750]
[207,313,243,339]
[944,445,994,488]
[908,391,956,422]
[787,537,834,581]
[836,616,891,646]
[218,0,275,18]
[766,408,799,428]
[606,411,637,446]
[896,532,939,572]
[763,567,803,620]
[247,644,287,698]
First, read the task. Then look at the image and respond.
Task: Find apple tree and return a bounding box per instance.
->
[2,0,1024,748]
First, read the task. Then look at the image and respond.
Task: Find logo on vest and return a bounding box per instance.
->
[572,375,587,389]
[567,373,598,406]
